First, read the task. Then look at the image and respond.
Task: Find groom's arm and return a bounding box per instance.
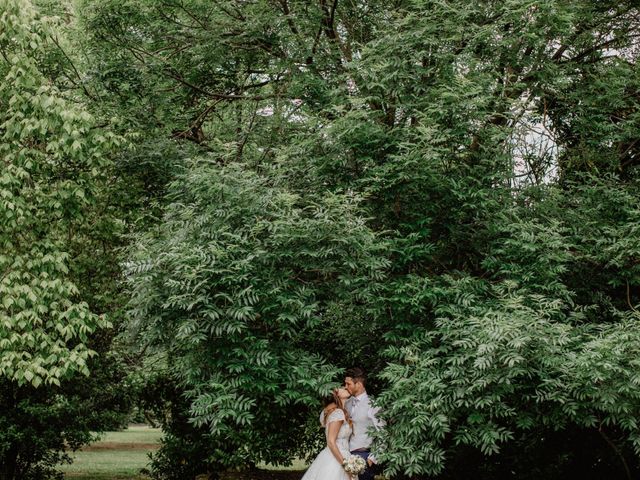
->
[367,405,386,465]
[369,404,385,429]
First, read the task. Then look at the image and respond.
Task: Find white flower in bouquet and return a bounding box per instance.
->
[342,454,367,477]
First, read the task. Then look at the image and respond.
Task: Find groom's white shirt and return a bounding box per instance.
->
[347,391,384,461]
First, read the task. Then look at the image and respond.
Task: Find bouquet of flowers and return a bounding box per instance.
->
[342,455,367,478]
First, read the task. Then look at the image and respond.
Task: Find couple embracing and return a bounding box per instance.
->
[302,367,383,480]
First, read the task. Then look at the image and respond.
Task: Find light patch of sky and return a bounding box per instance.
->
[508,9,640,188]
[256,98,306,123]
[509,101,559,188]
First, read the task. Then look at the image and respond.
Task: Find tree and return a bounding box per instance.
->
[77,0,640,478]
[125,162,387,477]
[0,2,128,478]
[355,1,640,476]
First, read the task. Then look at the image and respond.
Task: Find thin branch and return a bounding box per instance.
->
[118,41,276,101]
[171,98,224,142]
[598,426,632,480]
[156,5,204,30]
[49,35,97,101]
[320,0,351,63]
[561,36,629,64]
[277,0,306,53]
[307,25,324,64]
[176,1,211,30]
[210,0,246,21]
[236,101,259,161]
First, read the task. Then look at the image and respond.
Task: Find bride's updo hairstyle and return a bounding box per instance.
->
[321,388,352,428]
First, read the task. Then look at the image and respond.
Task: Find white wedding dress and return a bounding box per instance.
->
[301,408,351,480]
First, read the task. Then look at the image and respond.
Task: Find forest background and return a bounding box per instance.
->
[1,0,640,479]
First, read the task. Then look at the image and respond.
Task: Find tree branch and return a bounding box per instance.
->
[598,426,632,480]
[115,40,276,101]
[49,35,98,101]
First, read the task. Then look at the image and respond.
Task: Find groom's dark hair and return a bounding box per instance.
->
[345,367,367,386]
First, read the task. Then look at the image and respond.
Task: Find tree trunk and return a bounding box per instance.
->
[0,442,18,480]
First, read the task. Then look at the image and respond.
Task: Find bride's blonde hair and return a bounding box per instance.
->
[322,388,352,428]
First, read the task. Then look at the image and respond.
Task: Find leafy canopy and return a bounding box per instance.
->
[0,0,116,388]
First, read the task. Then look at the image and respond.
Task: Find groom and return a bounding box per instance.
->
[344,367,383,480]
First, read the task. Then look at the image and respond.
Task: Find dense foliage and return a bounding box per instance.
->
[125,163,387,475]
[0,0,109,390]
[0,2,131,479]
[2,0,640,478]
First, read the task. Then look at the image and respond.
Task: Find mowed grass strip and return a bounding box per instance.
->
[258,459,308,472]
[61,425,310,480]
[61,425,162,480]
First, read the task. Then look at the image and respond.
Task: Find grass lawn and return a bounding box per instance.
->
[259,460,307,472]
[60,425,161,480]
[60,425,309,480]
[91,428,164,445]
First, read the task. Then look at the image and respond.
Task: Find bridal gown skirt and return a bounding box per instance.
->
[301,447,351,480]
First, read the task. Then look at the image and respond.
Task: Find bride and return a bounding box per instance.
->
[301,388,352,480]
